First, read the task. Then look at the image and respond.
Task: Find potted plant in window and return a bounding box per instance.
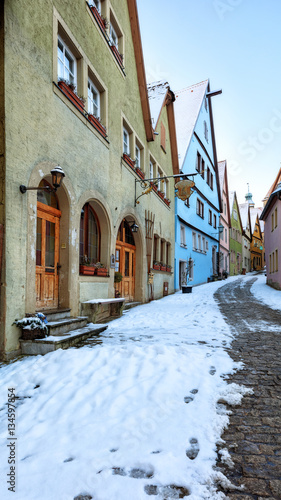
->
[123,153,135,170]
[160,263,166,271]
[164,198,171,207]
[89,5,108,32]
[153,261,161,271]
[87,114,107,138]
[95,262,108,276]
[58,79,85,112]
[157,190,164,200]
[135,167,145,180]
[166,265,172,272]
[14,314,48,340]
[79,255,96,275]
[150,182,158,192]
[110,45,124,68]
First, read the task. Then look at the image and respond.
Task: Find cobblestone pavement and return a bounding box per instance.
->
[214,277,281,500]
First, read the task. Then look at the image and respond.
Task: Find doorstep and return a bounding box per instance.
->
[19,323,108,356]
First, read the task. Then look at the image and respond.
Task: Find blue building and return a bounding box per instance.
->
[174,80,222,288]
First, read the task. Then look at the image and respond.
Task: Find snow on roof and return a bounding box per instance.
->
[218,160,226,198]
[239,203,250,230]
[263,167,281,201]
[147,81,169,128]
[174,80,209,169]
[229,190,235,213]
[250,207,263,232]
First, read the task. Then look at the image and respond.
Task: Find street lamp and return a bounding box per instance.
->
[20,166,65,194]
[130,221,139,233]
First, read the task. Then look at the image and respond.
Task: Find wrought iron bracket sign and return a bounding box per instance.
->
[134,172,198,206]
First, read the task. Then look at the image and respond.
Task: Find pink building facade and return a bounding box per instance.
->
[260,185,281,289]
[218,161,231,277]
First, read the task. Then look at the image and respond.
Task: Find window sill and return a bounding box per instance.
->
[53,82,109,146]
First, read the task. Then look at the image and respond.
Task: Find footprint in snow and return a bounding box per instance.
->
[144,484,190,497]
[184,396,193,404]
[112,466,154,479]
[190,389,198,394]
[186,438,200,460]
[209,366,216,375]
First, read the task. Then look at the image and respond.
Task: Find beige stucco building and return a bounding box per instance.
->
[0,0,178,359]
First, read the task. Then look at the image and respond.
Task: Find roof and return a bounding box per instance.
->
[263,167,281,202]
[239,203,250,231]
[250,207,263,233]
[260,183,281,221]
[174,80,209,169]
[147,81,170,128]
[218,160,226,198]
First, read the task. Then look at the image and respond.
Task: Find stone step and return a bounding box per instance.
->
[47,316,88,336]
[20,323,108,356]
[39,308,71,322]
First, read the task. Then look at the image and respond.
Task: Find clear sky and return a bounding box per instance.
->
[137,0,281,207]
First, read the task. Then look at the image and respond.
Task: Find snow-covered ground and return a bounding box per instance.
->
[250,271,281,311]
[0,274,271,500]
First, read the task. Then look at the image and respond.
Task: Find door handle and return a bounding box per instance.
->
[57,263,62,273]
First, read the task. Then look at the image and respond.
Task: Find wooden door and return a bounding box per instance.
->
[115,244,135,302]
[36,202,61,310]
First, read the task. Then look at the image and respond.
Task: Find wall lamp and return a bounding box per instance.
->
[130,221,139,233]
[20,166,65,194]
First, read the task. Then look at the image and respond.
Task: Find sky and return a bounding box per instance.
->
[137,0,281,208]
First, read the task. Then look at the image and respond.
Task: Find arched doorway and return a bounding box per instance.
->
[115,219,136,302]
[36,180,61,310]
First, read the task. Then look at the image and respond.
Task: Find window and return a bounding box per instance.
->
[205,97,208,111]
[153,235,159,262]
[225,228,227,243]
[58,36,76,86]
[276,249,278,272]
[210,172,213,190]
[192,232,197,250]
[204,121,208,142]
[150,160,154,180]
[196,198,204,218]
[201,159,205,179]
[110,23,118,49]
[196,152,201,172]
[198,235,201,251]
[135,145,140,169]
[275,208,278,228]
[180,225,186,247]
[166,243,171,266]
[207,167,210,185]
[80,203,100,265]
[208,210,212,225]
[185,197,190,208]
[88,79,100,118]
[189,258,194,281]
[157,168,163,191]
[233,209,237,221]
[202,236,206,252]
[214,214,217,229]
[224,203,226,215]
[123,127,130,155]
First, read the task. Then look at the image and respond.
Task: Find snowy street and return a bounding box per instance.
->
[0,274,278,500]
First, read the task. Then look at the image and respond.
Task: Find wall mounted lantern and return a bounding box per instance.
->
[20,166,65,194]
[130,221,139,233]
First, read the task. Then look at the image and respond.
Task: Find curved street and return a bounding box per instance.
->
[215,277,281,499]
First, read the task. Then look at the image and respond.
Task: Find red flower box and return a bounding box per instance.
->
[153,264,160,271]
[111,45,124,68]
[151,182,158,192]
[158,191,164,200]
[164,198,171,207]
[166,267,172,272]
[80,265,95,276]
[123,153,135,170]
[160,265,166,271]
[136,167,145,179]
[90,6,106,32]
[58,81,85,112]
[88,114,107,138]
[96,268,108,277]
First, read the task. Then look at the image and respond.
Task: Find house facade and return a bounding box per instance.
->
[173,81,222,288]
[0,0,177,359]
[239,203,252,273]
[250,209,264,271]
[260,179,281,289]
[229,192,243,275]
[218,161,231,277]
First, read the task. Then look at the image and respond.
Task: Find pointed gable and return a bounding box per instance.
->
[218,160,231,226]
[174,80,209,169]
[229,191,243,232]
[263,167,281,203]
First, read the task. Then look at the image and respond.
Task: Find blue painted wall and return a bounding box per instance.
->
[175,96,221,289]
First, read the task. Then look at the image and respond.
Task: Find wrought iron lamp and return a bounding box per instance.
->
[20,166,65,194]
[130,221,139,233]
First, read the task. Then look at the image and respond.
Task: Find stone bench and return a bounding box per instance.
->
[81,297,125,323]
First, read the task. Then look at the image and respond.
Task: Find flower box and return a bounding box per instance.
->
[123,153,135,170]
[22,327,46,340]
[158,191,164,200]
[153,264,160,271]
[151,182,158,192]
[111,44,124,68]
[136,167,145,180]
[164,198,171,207]
[80,265,96,276]
[90,6,107,32]
[88,114,107,138]
[58,81,85,112]
[96,268,108,277]
[166,266,172,272]
[160,265,166,271]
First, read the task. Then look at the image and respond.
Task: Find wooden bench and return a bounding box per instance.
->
[81,298,125,323]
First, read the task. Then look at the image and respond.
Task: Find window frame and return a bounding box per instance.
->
[57,35,77,86]
[123,126,130,155]
[79,203,100,266]
[88,78,100,118]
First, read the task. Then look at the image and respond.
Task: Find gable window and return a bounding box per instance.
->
[204,121,208,142]
[58,36,76,86]
[88,79,100,118]
[208,209,212,225]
